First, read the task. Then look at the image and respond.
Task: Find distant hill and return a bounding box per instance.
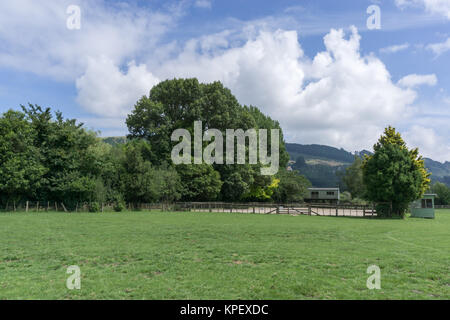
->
[286,143,355,164]
[423,158,450,185]
[286,143,450,187]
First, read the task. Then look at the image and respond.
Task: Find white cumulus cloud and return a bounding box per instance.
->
[0,1,448,161]
[395,0,450,19]
[404,125,450,162]
[398,74,438,88]
[427,37,450,56]
[380,43,410,54]
[76,56,160,118]
[194,0,212,9]
[0,0,177,80]
[152,26,417,152]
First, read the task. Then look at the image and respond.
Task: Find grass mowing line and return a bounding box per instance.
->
[385,233,446,255]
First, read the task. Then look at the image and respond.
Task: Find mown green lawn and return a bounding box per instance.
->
[0,210,449,300]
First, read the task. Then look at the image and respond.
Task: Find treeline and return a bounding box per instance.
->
[0,79,312,209]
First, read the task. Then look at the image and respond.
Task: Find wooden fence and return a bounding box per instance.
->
[181,202,377,217]
[0,201,378,217]
[435,205,450,209]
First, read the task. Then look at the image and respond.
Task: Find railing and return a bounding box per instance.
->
[0,201,378,217]
[179,202,377,217]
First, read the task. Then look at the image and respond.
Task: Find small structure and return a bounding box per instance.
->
[410,194,436,219]
[305,187,340,204]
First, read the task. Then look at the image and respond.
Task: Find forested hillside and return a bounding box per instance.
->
[286,143,450,188]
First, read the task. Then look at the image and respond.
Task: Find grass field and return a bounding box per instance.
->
[0,210,449,300]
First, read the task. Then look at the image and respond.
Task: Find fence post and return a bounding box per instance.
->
[308,205,311,216]
[26,201,29,212]
[336,205,338,217]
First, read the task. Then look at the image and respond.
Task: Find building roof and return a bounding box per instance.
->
[308,187,340,191]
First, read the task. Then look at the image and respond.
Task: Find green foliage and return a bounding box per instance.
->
[126,78,291,201]
[0,110,46,203]
[89,202,100,213]
[430,182,450,205]
[342,156,366,199]
[362,126,431,217]
[339,191,352,203]
[272,170,311,202]
[19,104,105,205]
[176,163,222,201]
[1,81,306,205]
[113,194,126,212]
[120,139,161,204]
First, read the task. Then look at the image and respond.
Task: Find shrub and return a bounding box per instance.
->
[113,196,126,212]
[340,191,352,203]
[89,202,100,213]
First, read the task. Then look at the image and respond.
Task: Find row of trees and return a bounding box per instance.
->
[0,79,312,208]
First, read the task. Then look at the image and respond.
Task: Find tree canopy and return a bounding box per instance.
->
[126,78,294,202]
[362,126,431,217]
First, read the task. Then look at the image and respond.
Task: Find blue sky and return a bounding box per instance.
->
[0,0,449,161]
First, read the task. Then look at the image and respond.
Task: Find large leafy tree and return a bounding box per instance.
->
[126,78,290,201]
[21,104,104,205]
[362,126,431,217]
[0,110,46,205]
